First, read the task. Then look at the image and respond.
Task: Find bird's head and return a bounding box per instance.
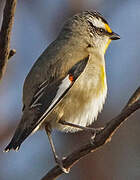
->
[83,11,120,54]
[61,11,120,54]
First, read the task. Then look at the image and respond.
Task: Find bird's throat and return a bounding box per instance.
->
[104,39,111,54]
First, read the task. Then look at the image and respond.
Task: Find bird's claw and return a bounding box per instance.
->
[55,156,69,173]
[90,127,104,144]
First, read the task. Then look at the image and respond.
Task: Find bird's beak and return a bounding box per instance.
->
[109,32,120,40]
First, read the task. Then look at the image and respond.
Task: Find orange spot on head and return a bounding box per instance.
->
[69,74,74,82]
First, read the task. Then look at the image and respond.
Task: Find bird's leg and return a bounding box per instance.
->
[45,125,69,173]
[59,120,103,142]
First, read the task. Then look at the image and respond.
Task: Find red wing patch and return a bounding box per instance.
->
[69,74,74,82]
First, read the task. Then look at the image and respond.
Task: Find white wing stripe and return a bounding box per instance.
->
[30,92,43,108]
[38,75,72,122]
[39,79,48,88]
[34,83,48,98]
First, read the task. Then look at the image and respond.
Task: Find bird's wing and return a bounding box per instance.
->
[30,55,89,129]
[4,56,89,152]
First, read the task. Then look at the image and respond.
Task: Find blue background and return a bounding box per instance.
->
[0,0,140,179]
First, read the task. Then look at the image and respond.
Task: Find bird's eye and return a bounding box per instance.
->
[96,28,105,35]
[99,28,104,33]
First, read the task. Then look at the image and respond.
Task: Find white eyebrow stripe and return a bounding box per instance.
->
[88,17,105,29]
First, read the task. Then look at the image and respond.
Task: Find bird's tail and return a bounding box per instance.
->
[4,123,31,152]
[4,112,38,152]
[4,135,21,152]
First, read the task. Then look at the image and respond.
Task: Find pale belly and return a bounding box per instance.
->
[49,65,107,132]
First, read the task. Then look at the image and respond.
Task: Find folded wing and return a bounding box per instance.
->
[4,56,89,152]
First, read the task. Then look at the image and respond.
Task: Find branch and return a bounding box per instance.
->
[8,49,16,60]
[0,0,17,80]
[41,86,140,180]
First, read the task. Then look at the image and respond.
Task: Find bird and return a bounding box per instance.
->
[4,11,120,172]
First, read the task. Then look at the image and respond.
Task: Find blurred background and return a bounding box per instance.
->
[0,0,140,179]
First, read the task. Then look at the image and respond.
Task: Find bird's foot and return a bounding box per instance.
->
[89,127,104,144]
[55,156,69,173]
[86,126,103,135]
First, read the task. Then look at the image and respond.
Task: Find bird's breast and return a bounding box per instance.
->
[52,60,107,132]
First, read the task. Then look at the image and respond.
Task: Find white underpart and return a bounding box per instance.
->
[84,87,107,126]
[58,77,107,132]
[53,55,108,132]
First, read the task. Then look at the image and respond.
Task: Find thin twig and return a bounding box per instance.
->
[0,0,17,80]
[41,86,140,180]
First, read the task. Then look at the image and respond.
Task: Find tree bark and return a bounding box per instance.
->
[0,0,17,80]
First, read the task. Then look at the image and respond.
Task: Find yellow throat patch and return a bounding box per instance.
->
[100,65,106,91]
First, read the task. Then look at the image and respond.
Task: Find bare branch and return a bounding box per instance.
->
[41,87,140,180]
[0,0,17,80]
[123,86,140,110]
